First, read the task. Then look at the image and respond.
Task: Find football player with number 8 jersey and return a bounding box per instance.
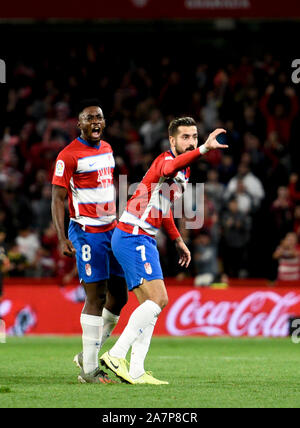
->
[52,99,128,384]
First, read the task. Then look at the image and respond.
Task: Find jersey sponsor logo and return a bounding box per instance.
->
[55,160,65,177]
[97,167,114,187]
[144,262,152,275]
[85,263,92,276]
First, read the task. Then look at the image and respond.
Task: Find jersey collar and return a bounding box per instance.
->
[77,136,101,149]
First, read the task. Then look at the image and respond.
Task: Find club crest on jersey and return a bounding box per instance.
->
[85,263,92,276]
[55,160,65,177]
[144,262,152,275]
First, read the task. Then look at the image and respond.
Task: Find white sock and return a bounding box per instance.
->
[109,300,161,359]
[80,313,103,374]
[100,308,120,348]
[129,317,157,379]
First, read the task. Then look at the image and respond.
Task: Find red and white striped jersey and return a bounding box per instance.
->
[118,148,202,239]
[52,137,116,233]
[278,252,300,281]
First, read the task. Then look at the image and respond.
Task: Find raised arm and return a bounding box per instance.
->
[162,128,227,177]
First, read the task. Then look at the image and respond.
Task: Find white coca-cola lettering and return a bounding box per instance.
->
[165,290,300,337]
[207,301,232,326]
[0,299,12,317]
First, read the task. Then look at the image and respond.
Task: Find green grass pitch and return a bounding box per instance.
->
[1,336,300,408]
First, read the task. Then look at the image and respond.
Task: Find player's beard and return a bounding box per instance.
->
[175,143,195,155]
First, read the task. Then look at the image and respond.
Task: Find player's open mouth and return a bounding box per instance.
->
[91,126,101,137]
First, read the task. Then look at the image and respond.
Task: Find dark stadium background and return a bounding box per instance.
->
[1,4,300,286]
[3,5,300,410]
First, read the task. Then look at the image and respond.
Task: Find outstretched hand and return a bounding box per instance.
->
[203,128,228,151]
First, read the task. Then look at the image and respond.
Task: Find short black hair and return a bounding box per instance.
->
[168,117,197,137]
[77,98,102,117]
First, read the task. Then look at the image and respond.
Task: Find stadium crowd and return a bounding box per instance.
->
[1,41,300,285]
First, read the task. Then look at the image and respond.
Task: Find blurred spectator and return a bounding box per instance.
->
[231,179,254,215]
[260,85,299,145]
[288,173,300,205]
[0,227,10,298]
[31,184,52,234]
[7,244,28,277]
[293,205,300,238]
[263,131,289,198]
[34,246,56,277]
[39,221,77,283]
[0,159,11,188]
[0,186,33,234]
[139,108,166,152]
[224,163,265,209]
[193,229,218,287]
[195,64,208,90]
[270,186,293,242]
[42,101,78,144]
[217,154,236,185]
[273,232,300,281]
[201,91,219,132]
[220,198,252,278]
[15,227,40,275]
[158,71,187,116]
[237,105,266,140]
[28,169,51,200]
[204,169,225,212]
[242,132,266,179]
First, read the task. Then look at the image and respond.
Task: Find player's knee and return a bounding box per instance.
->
[118,291,128,309]
[96,292,107,307]
[109,293,128,314]
[158,295,168,310]
[86,292,106,310]
[107,276,128,312]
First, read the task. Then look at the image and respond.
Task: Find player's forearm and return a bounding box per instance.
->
[51,197,67,242]
[162,146,207,177]
[162,210,181,241]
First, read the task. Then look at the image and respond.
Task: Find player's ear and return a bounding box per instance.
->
[77,112,83,129]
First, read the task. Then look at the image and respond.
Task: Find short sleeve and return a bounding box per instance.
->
[52,150,77,189]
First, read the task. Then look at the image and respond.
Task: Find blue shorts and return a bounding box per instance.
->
[111,227,163,291]
[68,221,124,284]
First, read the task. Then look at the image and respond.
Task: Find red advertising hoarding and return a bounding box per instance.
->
[0,0,299,19]
[1,279,300,337]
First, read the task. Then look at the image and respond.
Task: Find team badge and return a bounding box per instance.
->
[144,262,152,275]
[85,263,92,276]
[55,160,65,177]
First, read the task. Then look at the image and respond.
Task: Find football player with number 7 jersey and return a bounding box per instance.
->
[51,99,128,384]
[100,117,228,385]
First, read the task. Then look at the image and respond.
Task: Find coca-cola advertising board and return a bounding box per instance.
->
[1,279,300,337]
